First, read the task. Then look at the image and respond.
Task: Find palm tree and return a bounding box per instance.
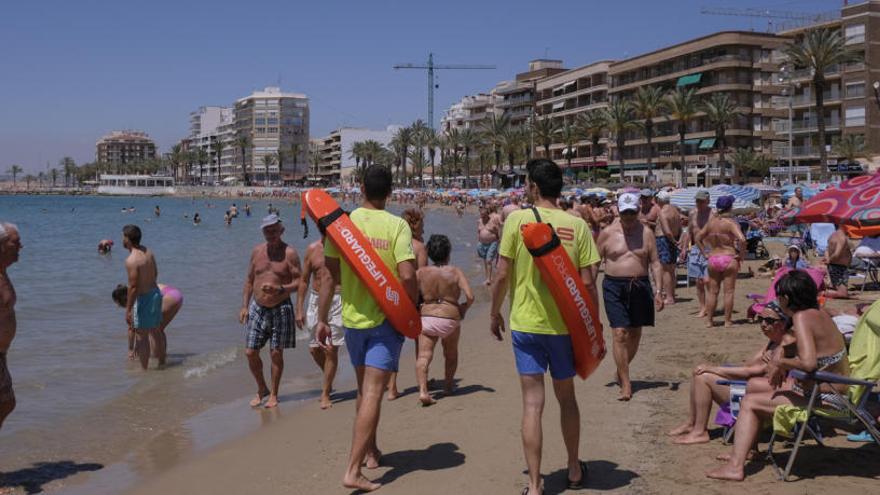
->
[408,121,428,186]
[37,171,44,189]
[480,113,510,174]
[666,87,700,187]
[390,126,411,186]
[288,143,302,183]
[350,141,365,180]
[310,148,322,183]
[784,28,854,181]
[444,128,462,184]
[7,165,22,188]
[170,143,184,182]
[236,135,251,185]
[50,168,58,188]
[532,117,558,158]
[832,134,865,163]
[575,110,607,183]
[211,139,226,183]
[500,127,522,175]
[261,153,275,186]
[603,99,636,183]
[24,174,35,190]
[60,157,76,187]
[459,128,479,188]
[362,140,385,169]
[702,93,741,183]
[196,148,209,184]
[423,128,439,187]
[556,123,579,171]
[632,86,668,182]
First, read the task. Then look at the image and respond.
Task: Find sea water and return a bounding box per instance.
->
[0,194,483,478]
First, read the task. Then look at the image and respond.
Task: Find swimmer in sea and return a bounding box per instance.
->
[112,283,183,366]
[98,239,114,255]
[193,213,201,225]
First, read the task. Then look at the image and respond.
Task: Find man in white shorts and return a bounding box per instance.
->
[296,229,345,409]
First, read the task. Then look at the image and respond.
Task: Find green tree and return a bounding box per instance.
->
[408,120,428,186]
[50,168,58,187]
[702,93,742,183]
[350,141,365,180]
[390,126,411,186]
[556,123,579,171]
[832,133,865,163]
[423,128,439,187]
[575,110,607,183]
[37,171,45,189]
[666,87,700,187]
[236,135,251,185]
[532,117,559,158]
[7,165,23,188]
[60,156,76,187]
[261,153,276,186]
[603,99,636,183]
[310,148,322,183]
[444,128,461,183]
[288,143,302,182]
[459,128,479,188]
[479,113,510,174]
[632,86,668,182]
[212,139,226,183]
[784,28,854,181]
[24,174,35,190]
[196,148,209,184]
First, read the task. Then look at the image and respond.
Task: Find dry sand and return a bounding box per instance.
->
[114,243,879,495]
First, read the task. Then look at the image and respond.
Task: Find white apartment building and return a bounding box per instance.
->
[440,93,496,133]
[316,125,403,184]
[188,106,235,182]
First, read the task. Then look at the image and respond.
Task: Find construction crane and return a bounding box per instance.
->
[393,53,495,130]
[700,7,837,32]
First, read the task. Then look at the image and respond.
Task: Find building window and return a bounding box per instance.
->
[267,127,278,133]
[846,81,865,99]
[845,107,865,127]
[255,118,266,125]
[845,24,865,45]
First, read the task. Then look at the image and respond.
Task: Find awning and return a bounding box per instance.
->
[699,138,717,150]
[562,81,576,89]
[552,101,566,110]
[677,73,703,87]
[683,138,701,146]
[607,163,654,172]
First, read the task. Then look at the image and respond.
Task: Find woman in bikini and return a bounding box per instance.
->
[113,283,183,366]
[708,270,849,481]
[696,195,746,328]
[668,301,796,444]
[415,234,474,406]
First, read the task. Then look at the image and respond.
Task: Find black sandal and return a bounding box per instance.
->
[567,461,588,489]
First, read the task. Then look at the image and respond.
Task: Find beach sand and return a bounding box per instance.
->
[105,246,880,494]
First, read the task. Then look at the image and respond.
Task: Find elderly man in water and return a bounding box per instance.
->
[0,223,21,430]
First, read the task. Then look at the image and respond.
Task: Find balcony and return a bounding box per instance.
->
[496,95,533,108]
[774,118,841,134]
[613,53,753,88]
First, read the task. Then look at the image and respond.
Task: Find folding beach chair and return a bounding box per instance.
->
[715,380,747,444]
[766,300,880,481]
[850,256,880,293]
[746,267,825,320]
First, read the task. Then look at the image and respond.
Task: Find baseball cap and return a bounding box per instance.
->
[716,195,735,210]
[261,213,282,230]
[656,190,671,202]
[695,190,710,201]
[639,188,654,198]
[618,193,639,212]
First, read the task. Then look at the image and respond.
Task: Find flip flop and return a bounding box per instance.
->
[847,430,875,442]
[567,461,588,489]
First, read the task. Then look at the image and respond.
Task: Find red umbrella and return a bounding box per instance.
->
[789,173,880,226]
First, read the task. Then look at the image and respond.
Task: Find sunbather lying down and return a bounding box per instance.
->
[668,302,795,445]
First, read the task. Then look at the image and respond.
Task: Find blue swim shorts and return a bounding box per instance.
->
[511,330,576,380]
[133,287,163,330]
[656,236,680,265]
[477,241,499,261]
[345,320,405,372]
[687,246,708,280]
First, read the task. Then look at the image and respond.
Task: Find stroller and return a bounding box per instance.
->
[739,220,770,260]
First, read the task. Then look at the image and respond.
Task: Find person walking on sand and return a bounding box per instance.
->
[122,225,163,371]
[680,190,713,317]
[477,206,501,285]
[638,189,660,230]
[655,191,682,304]
[416,234,474,406]
[597,193,665,401]
[823,224,852,299]
[490,159,600,495]
[239,214,302,409]
[295,225,344,410]
[696,195,746,328]
[0,223,21,429]
[314,165,418,492]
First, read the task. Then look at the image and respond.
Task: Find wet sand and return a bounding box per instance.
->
[6,241,878,494]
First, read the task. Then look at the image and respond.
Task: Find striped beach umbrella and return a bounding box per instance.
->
[715,184,760,203]
[669,187,757,212]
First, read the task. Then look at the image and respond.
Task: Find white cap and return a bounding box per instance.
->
[618,193,639,212]
[656,190,671,202]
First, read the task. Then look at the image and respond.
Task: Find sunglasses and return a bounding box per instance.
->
[757,316,782,325]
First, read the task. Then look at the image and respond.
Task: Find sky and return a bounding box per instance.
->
[0,0,839,174]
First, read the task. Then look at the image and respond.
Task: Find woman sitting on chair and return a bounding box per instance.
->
[708,270,849,481]
[668,301,795,445]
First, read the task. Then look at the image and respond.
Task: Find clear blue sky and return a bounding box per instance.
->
[0,0,836,174]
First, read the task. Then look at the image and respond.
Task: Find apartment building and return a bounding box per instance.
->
[234,86,309,183]
[534,61,613,169]
[494,59,568,128]
[440,93,496,133]
[315,126,403,184]
[607,31,787,183]
[187,106,235,182]
[96,130,157,167]
[770,0,880,176]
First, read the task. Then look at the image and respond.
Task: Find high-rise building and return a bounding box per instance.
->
[233,86,309,184]
[440,94,496,133]
[494,59,568,129]
[316,126,403,184]
[96,130,157,168]
[187,106,235,183]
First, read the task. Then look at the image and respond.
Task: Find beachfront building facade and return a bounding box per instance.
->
[534,61,613,171]
[607,31,788,184]
[315,126,402,184]
[95,130,157,170]
[493,59,568,129]
[233,86,310,184]
[187,106,235,183]
[769,0,880,176]
[440,93,496,133]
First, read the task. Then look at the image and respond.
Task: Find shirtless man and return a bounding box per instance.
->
[786,186,804,209]
[296,227,343,410]
[824,224,853,299]
[655,191,682,304]
[638,189,661,230]
[0,223,21,429]
[415,234,474,406]
[597,193,664,401]
[501,196,521,222]
[477,206,502,285]
[122,225,162,370]
[695,195,746,328]
[240,214,302,409]
[680,190,713,317]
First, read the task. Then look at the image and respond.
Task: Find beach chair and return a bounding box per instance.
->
[850,255,880,293]
[746,267,826,320]
[715,380,747,444]
[766,299,880,481]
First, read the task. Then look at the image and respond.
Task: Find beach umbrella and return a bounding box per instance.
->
[714,184,760,203]
[786,173,880,226]
[669,187,757,212]
[781,184,818,202]
[586,187,611,196]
